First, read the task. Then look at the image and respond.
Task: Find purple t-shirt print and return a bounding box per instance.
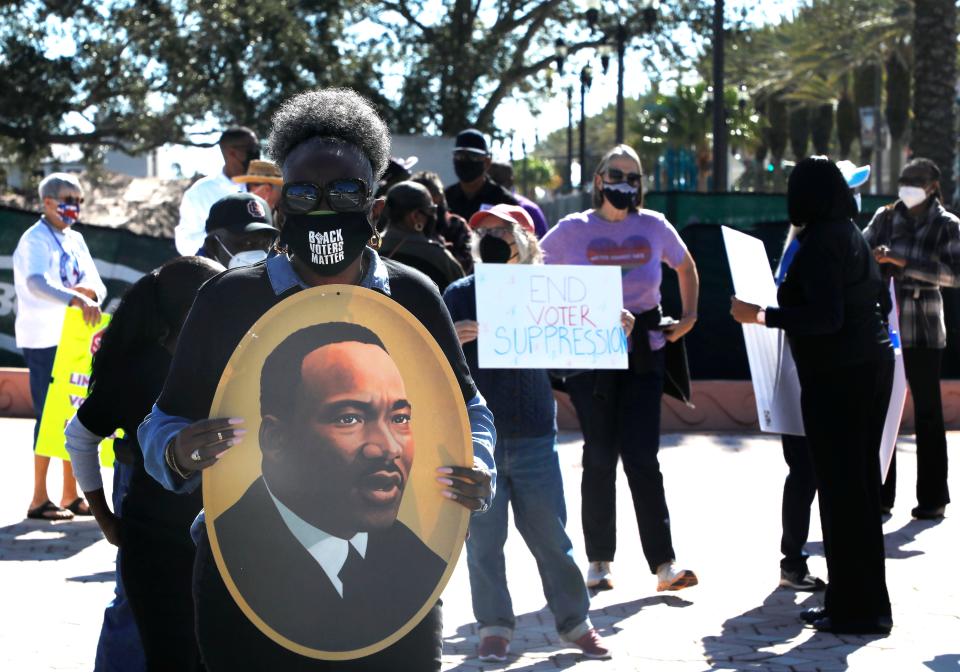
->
[540,208,687,350]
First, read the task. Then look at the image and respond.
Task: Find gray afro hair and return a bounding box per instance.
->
[268,88,391,180]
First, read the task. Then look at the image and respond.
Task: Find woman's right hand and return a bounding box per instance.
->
[454,320,479,345]
[169,417,246,474]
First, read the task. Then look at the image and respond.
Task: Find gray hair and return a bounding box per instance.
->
[38,172,82,201]
[268,88,391,181]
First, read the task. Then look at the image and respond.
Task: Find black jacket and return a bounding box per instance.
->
[213,477,446,652]
[766,218,892,377]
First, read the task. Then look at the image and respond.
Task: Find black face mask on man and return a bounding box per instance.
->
[282,211,372,276]
[454,159,485,183]
[602,182,639,211]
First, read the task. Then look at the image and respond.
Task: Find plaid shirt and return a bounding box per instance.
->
[863,200,960,349]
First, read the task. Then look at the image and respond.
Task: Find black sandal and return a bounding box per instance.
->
[27,501,74,520]
[64,498,93,516]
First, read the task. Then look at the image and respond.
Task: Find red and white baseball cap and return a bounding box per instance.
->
[468,203,536,235]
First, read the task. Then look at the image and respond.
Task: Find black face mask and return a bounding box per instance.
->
[282,211,372,276]
[602,184,639,211]
[479,234,513,264]
[454,159,485,183]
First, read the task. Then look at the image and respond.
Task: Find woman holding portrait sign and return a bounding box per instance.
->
[540,144,701,595]
[137,88,495,671]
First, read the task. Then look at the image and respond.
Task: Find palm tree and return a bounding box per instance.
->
[912,0,956,202]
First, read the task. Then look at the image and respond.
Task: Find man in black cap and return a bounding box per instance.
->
[444,129,518,222]
[380,181,465,292]
[201,193,279,269]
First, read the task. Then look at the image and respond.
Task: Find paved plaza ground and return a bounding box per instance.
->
[0,417,957,671]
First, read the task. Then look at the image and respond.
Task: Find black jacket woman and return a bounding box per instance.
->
[137,88,494,671]
[732,156,894,634]
[65,256,224,670]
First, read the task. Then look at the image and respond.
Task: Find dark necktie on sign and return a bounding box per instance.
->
[339,543,365,600]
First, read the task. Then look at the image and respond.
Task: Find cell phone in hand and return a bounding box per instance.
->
[657,317,679,331]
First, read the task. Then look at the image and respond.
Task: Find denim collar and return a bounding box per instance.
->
[265,247,390,296]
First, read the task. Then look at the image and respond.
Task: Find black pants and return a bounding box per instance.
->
[193,526,443,671]
[120,518,203,671]
[566,350,676,574]
[882,347,951,510]
[780,434,817,574]
[801,358,893,625]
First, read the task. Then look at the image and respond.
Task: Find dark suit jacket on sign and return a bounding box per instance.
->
[213,477,447,652]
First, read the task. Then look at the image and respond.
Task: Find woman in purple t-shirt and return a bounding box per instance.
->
[540,144,700,594]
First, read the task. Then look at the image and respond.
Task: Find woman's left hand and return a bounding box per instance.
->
[663,314,697,342]
[620,309,636,338]
[730,296,762,324]
[436,464,492,512]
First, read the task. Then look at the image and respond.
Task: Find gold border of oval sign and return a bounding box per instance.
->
[204,285,472,659]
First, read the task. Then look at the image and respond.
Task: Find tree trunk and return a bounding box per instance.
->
[913,0,957,204]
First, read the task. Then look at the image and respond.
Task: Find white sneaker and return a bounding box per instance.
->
[586,561,614,591]
[656,561,698,592]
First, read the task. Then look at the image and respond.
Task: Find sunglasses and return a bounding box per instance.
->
[454,151,487,163]
[604,168,643,187]
[281,179,371,214]
[50,195,84,205]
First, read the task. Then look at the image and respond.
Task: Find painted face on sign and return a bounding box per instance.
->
[261,341,415,538]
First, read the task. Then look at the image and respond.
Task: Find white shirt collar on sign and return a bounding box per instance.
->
[265,482,368,598]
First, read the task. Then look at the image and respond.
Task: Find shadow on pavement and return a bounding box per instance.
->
[925,653,960,670]
[67,570,116,583]
[0,519,103,561]
[442,594,694,671]
[883,518,942,560]
[702,588,889,670]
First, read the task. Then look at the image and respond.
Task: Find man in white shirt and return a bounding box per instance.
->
[175,126,260,255]
[13,172,106,520]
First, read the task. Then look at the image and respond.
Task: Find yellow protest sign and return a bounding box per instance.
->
[35,307,118,466]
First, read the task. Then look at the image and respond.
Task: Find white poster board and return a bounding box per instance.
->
[475,264,628,370]
[722,227,804,435]
[881,280,908,481]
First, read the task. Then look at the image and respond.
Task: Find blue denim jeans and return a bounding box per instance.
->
[94,462,145,672]
[466,431,591,642]
[22,346,57,449]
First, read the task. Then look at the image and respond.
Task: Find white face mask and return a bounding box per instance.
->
[899,186,928,209]
[227,249,269,269]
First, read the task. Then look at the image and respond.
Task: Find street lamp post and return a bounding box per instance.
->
[586,1,658,145]
[566,86,574,192]
[580,65,593,189]
[712,0,727,192]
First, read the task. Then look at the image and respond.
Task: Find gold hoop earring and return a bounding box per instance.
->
[369,230,382,250]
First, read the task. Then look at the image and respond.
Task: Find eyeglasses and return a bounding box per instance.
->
[453,151,487,163]
[281,179,371,214]
[604,168,643,186]
[418,204,438,217]
[475,226,513,239]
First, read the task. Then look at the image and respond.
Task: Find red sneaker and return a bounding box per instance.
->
[478,635,509,662]
[573,628,611,659]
